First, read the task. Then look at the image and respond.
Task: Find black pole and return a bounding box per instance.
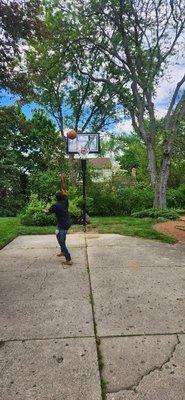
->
[81,159,87,232]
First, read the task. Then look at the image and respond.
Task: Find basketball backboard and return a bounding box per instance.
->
[66,132,100,157]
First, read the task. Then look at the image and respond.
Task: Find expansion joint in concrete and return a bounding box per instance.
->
[101,332,185,339]
[0,335,95,344]
[84,234,107,400]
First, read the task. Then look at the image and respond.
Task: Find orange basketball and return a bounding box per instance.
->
[67,129,77,140]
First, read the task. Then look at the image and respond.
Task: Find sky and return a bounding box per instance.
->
[0,90,37,119]
[1,59,184,134]
[115,61,185,134]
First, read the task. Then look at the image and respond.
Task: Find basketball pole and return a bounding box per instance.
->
[81,159,87,232]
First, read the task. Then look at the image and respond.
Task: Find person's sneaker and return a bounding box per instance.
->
[57,252,64,257]
[62,260,73,268]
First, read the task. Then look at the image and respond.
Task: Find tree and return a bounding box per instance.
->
[169,119,185,187]
[28,110,67,172]
[66,0,185,208]
[26,0,121,137]
[103,134,149,183]
[0,105,66,215]
[0,0,42,95]
[0,105,30,214]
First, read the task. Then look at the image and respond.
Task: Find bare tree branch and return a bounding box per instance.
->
[165,74,185,126]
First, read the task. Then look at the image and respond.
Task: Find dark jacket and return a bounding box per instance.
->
[49,199,71,230]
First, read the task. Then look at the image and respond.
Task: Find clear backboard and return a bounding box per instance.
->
[67,132,100,158]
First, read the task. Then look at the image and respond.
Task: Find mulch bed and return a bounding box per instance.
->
[154,217,185,243]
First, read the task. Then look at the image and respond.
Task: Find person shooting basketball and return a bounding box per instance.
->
[45,173,72,267]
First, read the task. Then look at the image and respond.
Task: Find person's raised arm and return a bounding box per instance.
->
[60,173,68,195]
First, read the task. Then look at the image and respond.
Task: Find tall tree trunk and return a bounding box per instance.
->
[146,135,173,209]
[153,143,173,208]
[146,139,157,188]
[153,178,167,208]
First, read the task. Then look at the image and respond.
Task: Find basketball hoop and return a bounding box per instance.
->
[66,131,100,156]
[66,131,100,232]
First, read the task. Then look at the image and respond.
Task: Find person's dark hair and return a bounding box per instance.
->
[56,191,67,201]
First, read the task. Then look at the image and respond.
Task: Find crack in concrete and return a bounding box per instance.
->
[24,258,38,272]
[31,254,56,299]
[32,270,53,299]
[107,334,180,395]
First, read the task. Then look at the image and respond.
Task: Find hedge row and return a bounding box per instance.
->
[8,184,185,226]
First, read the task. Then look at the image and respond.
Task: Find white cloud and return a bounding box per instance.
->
[155,108,167,119]
[114,119,133,134]
[113,60,185,134]
[155,62,185,113]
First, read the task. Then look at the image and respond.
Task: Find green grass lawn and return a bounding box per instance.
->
[0,216,175,250]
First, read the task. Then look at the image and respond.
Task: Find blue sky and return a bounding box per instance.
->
[0,89,119,132]
[1,57,184,134]
[0,90,38,119]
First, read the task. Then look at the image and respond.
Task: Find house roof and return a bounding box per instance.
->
[89,157,112,169]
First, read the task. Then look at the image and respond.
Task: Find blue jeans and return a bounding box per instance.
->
[56,229,71,261]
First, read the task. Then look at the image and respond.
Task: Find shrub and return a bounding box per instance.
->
[117,186,153,214]
[75,195,94,214]
[67,186,94,221]
[68,200,81,223]
[89,183,153,216]
[167,185,185,209]
[174,209,185,215]
[20,194,56,226]
[88,182,185,216]
[0,209,19,217]
[131,208,179,220]
[89,184,118,216]
[20,193,84,226]
[29,169,65,201]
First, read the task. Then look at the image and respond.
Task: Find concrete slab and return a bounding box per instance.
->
[101,335,178,392]
[86,233,174,248]
[0,266,89,302]
[87,235,185,268]
[106,334,185,400]
[1,233,86,252]
[88,245,185,268]
[90,267,185,335]
[0,338,101,400]
[0,249,52,272]
[0,296,93,340]
[0,246,87,272]
[0,237,93,340]
[1,232,185,400]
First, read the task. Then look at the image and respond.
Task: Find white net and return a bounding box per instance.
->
[77,145,90,159]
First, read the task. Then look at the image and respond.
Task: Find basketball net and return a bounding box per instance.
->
[77,144,90,159]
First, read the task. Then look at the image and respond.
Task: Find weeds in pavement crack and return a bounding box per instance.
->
[85,235,108,400]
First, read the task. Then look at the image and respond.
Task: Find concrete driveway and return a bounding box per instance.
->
[0,233,185,400]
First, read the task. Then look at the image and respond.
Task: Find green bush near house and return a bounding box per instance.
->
[131,208,180,220]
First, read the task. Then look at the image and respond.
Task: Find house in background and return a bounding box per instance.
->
[89,157,120,182]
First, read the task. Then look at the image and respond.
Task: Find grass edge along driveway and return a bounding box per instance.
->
[0,216,176,250]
